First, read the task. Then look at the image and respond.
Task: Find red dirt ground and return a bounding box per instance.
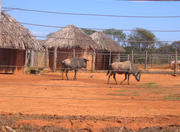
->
[0,72,180,131]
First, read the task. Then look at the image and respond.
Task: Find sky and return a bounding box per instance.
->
[2,0,180,42]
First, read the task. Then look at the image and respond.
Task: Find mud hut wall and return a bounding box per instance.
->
[48,48,74,70]
[48,48,93,70]
[95,52,104,70]
[15,50,25,72]
[56,48,91,69]
[95,51,110,70]
[0,48,25,73]
[104,52,110,69]
[81,51,93,71]
[48,48,55,70]
[56,48,75,69]
[0,48,16,73]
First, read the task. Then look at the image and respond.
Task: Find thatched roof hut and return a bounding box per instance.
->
[0,12,42,50]
[90,32,125,52]
[45,24,98,50]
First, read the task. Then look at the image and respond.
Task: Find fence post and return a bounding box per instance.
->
[174,50,178,75]
[92,50,96,72]
[168,54,171,67]
[45,47,49,68]
[53,47,57,72]
[127,54,129,61]
[131,50,134,63]
[109,51,112,65]
[30,50,34,67]
[151,54,153,68]
[103,52,106,70]
[73,48,76,58]
[25,50,29,68]
[145,50,148,70]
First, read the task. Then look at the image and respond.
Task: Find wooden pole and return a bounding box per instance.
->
[73,48,76,58]
[30,50,34,67]
[53,47,57,72]
[170,55,173,67]
[127,54,130,61]
[25,50,29,68]
[131,50,134,63]
[109,51,112,65]
[145,50,148,70]
[24,50,28,74]
[103,53,105,70]
[174,50,178,75]
[45,47,49,68]
[151,54,153,68]
[168,54,171,67]
[92,50,96,72]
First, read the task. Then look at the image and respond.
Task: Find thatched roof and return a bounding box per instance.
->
[0,12,42,50]
[45,24,98,50]
[38,40,48,49]
[90,32,125,52]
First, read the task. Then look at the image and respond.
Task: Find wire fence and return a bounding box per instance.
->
[0,49,179,74]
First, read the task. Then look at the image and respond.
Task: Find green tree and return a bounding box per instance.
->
[103,28,126,47]
[81,28,96,35]
[155,42,174,53]
[171,41,180,52]
[128,28,156,53]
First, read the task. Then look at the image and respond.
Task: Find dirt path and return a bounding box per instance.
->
[0,72,180,131]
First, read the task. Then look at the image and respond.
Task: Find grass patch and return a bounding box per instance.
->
[140,82,160,88]
[108,93,132,96]
[139,82,165,95]
[108,91,139,97]
[164,96,180,101]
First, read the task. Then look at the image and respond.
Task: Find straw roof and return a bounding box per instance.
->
[38,39,46,47]
[0,12,42,50]
[45,24,98,50]
[90,32,125,52]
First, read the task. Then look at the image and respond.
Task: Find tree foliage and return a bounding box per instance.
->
[81,28,96,35]
[155,42,174,53]
[103,28,126,46]
[128,28,156,53]
[171,41,180,52]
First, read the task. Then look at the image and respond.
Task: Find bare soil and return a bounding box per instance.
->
[0,72,180,131]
